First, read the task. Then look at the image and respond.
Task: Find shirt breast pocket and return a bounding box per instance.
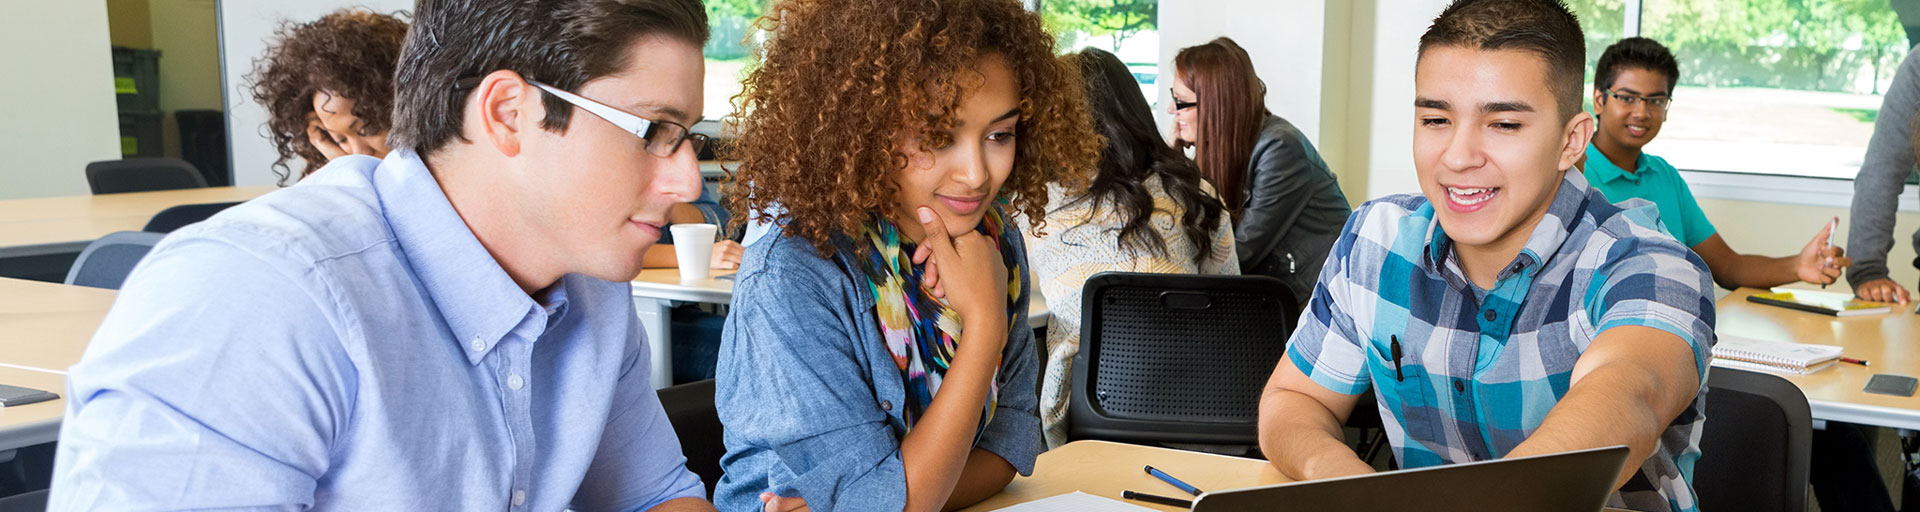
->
[1362,336,1442,444]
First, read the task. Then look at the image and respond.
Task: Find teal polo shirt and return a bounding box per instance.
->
[1582,143,1717,248]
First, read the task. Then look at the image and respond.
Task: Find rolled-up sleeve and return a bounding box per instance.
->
[973,266,1043,477]
[51,237,354,511]
[716,267,908,512]
[1587,221,1718,379]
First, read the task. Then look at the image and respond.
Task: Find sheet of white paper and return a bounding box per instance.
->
[991,491,1161,511]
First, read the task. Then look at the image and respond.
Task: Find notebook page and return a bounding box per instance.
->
[992,492,1161,512]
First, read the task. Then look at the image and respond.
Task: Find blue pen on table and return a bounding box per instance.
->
[1144,465,1202,496]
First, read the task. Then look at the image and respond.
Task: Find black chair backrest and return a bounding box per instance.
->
[64,231,166,290]
[658,379,723,499]
[143,201,242,233]
[1069,272,1296,445]
[1694,367,1812,512]
[85,157,207,195]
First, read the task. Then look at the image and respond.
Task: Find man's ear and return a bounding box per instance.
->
[1559,111,1594,172]
[469,69,544,158]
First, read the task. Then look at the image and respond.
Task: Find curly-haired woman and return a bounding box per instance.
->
[246,9,408,182]
[712,0,1099,510]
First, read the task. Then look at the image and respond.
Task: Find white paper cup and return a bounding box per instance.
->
[669,223,718,280]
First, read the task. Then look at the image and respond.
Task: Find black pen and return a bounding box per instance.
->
[1391,335,1404,382]
[1123,490,1194,509]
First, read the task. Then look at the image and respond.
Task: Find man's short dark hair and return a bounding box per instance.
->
[390,0,709,156]
[1595,37,1679,93]
[1418,0,1586,121]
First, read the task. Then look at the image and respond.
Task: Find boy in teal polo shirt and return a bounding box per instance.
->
[1585,37,1849,289]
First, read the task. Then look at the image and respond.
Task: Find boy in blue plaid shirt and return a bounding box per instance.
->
[1256,1,1716,511]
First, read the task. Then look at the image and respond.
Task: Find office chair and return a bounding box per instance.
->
[1068,272,1295,446]
[64,231,166,290]
[1694,367,1812,512]
[85,157,207,195]
[142,201,242,233]
[658,379,724,498]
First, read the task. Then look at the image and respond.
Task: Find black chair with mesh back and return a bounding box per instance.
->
[64,231,166,290]
[143,201,242,234]
[658,379,723,498]
[1068,272,1295,446]
[1694,367,1812,512]
[85,157,207,195]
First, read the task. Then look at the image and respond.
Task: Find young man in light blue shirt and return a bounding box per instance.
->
[1583,37,1849,290]
[49,0,717,510]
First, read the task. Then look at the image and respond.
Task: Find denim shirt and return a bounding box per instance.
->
[714,224,1043,511]
[51,150,704,511]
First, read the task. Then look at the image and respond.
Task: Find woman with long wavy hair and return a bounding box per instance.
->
[1024,47,1238,448]
[1170,37,1351,309]
[713,0,1099,510]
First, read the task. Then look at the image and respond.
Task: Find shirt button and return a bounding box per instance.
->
[470,338,486,352]
[1454,380,1466,392]
[880,400,893,411]
[507,374,525,391]
[511,489,526,506]
[1483,310,1497,321]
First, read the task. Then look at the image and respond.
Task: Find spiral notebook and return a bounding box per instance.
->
[1712,334,1843,375]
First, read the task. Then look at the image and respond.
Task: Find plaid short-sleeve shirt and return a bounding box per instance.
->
[1286,171,1715,512]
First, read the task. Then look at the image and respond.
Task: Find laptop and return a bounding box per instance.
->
[1191,445,1630,511]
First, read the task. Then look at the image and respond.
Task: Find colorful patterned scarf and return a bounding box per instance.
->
[858,205,1025,432]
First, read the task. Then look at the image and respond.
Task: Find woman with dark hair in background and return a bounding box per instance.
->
[1025,47,1239,448]
[246,9,408,183]
[1170,37,1350,309]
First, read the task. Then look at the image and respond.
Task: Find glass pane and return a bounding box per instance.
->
[1041,0,1160,107]
[703,1,762,121]
[1634,0,1910,179]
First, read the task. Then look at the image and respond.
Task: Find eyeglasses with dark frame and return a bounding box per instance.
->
[454,77,709,158]
[1169,87,1198,111]
[1600,89,1673,114]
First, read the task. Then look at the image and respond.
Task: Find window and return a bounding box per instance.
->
[1566,0,1911,180]
[702,1,761,124]
[1038,0,1160,106]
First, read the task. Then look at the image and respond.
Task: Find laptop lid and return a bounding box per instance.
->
[1191,445,1631,511]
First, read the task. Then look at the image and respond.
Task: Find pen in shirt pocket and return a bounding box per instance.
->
[1391,335,1404,382]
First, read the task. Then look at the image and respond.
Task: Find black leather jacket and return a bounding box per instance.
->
[1234,114,1351,308]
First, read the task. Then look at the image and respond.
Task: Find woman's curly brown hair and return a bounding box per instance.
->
[722,0,1101,254]
[245,9,409,183]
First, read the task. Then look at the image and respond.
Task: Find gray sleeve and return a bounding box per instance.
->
[1848,47,1920,288]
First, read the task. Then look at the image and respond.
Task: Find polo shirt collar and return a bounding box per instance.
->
[374,149,539,365]
[1583,143,1641,184]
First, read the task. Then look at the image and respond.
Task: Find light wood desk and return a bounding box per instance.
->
[0,277,116,374]
[963,441,1639,511]
[0,367,72,452]
[0,278,113,451]
[961,441,1287,511]
[630,268,1053,390]
[1717,287,1920,429]
[0,186,276,257]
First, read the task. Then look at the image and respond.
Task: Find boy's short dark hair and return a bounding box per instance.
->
[1595,37,1680,93]
[390,0,709,156]
[1418,0,1587,121]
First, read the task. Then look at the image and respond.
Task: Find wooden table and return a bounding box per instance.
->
[630,268,1053,390]
[961,441,1288,511]
[0,186,276,257]
[0,278,116,451]
[962,441,1638,511]
[1717,287,1920,430]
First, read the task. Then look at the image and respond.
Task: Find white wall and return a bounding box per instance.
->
[153,0,224,159]
[0,2,122,200]
[219,0,413,187]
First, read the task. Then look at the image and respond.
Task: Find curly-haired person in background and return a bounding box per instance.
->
[711,0,1101,510]
[246,9,408,182]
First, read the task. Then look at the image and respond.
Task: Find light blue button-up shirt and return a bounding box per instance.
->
[50,150,705,511]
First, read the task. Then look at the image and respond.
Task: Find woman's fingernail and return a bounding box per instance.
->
[917,207,934,224]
